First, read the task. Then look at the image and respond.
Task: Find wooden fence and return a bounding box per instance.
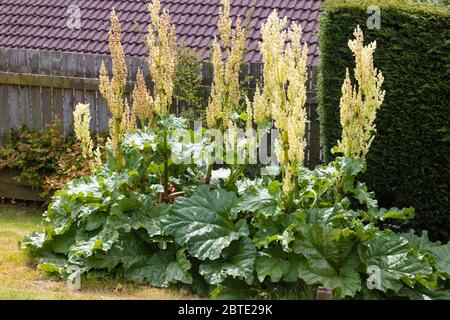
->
[0,47,322,167]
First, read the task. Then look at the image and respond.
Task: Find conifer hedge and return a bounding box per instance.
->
[318,0,450,240]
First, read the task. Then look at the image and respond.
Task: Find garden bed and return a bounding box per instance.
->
[0,169,44,202]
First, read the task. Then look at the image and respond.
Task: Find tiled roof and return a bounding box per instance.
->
[0,0,322,65]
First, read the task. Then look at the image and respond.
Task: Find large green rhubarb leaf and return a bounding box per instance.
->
[428,243,450,277]
[255,247,302,283]
[252,213,298,251]
[233,186,281,218]
[294,224,362,298]
[199,238,256,285]
[402,230,449,277]
[123,129,156,151]
[397,285,450,300]
[210,278,256,300]
[126,249,192,287]
[68,228,119,264]
[20,231,46,251]
[161,186,248,260]
[402,230,441,253]
[108,208,160,237]
[64,177,103,199]
[358,231,433,293]
[87,234,150,272]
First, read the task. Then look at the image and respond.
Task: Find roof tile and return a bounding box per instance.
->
[0,0,321,65]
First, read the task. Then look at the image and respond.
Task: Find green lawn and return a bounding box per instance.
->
[0,202,195,300]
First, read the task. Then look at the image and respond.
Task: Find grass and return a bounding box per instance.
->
[0,202,196,300]
[261,283,317,300]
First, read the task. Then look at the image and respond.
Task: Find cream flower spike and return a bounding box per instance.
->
[338,25,385,161]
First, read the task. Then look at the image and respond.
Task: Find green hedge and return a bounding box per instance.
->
[317,0,450,241]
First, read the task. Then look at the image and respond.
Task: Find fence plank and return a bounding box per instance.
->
[51,52,63,128]
[19,85,31,127]
[41,87,53,127]
[30,86,42,130]
[7,85,20,129]
[0,48,8,72]
[51,52,62,76]
[38,51,53,128]
[127,56,140,81]
[73,53,85,78]
[7,49,18,73]
[28,50,40,74]
[17,50,29,74]
[39,51,51,75]
[0,84,9,138]
[63,88,74,133]
[85,90,97,132]
[28,50,42,130]
[74,89,85,106]
[53,88,63,125]
[62,52,74,77]
[95,55,112,78]
[84,54,97,79]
